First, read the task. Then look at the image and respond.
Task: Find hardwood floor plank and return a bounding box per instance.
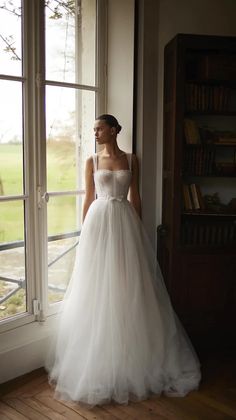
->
[0,401,28,420]
[112,399,166,420]
[2,397,49,419]
[36,388,103,419]
[161,394,234,420]
[97,402,135,419]
[2,373,47,398]
[141,397,183,420]
[148,396,199,420]
[19,396,67,420]
[191,391,236,418]
[0,369,45,398]
[20,379,50,399]
[139,400,167,419]
[34,394,86,420]
[59,399,122,420]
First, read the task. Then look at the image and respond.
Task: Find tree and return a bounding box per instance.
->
[0,0,76,61]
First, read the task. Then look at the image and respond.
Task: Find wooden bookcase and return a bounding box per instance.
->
[159,34,236,352]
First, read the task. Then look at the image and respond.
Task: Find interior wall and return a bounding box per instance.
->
[135,0,159,246]
[106,0,134,152]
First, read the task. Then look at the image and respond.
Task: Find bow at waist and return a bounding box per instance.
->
[97,195,126,202]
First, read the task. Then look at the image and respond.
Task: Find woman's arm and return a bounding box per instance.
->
[82,157,95,223]
[129,154,142,219]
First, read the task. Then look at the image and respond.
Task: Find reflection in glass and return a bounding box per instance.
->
[0,80,23,196]
[0,0,22,76]
[47,195,83,303]
[46,86,95,191]
[0,200,26,320]
[45,0,96,85]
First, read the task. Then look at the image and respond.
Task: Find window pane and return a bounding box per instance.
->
[0,200,26,320]
[0,0,22,76]
[47,195,84,303]
[46,86,95,191]
[48,195,79,236]
[0,80,23,196]
[45,0,96,86]
[48,237,77,304]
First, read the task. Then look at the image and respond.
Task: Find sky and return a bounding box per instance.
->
[0,0,95,144]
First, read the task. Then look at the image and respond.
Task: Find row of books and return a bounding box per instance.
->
[182,183,205,211]
[181,220,236,246]
[185,83,232,112]
[183,147,216,176]
[184,118,236,145]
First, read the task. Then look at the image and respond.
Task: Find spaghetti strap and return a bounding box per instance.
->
[127,153,132,171]
[92,154,98,172]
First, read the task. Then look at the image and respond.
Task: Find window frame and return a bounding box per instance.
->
[0,0,107,333]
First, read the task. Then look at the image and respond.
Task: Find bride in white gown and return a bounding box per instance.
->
[45,114,201,407]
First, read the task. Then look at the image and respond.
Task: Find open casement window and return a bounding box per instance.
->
[0,0,106,330]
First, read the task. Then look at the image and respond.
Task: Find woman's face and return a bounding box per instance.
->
[94,120,114,145]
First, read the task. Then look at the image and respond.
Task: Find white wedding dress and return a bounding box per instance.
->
[46,153,201,407]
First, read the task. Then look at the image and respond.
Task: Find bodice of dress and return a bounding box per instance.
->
[93,154,132,201]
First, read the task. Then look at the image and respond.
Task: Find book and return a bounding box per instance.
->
[195,184,205,210]
[184,119,201,144]
[190,184,200,210]
[183,184,193,210]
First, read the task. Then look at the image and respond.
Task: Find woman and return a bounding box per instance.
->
[46,114,201,407]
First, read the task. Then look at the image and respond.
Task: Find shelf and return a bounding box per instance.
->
[180,244,236,253]
[183,173,236,178]
[186,79,236,88]
[184,143,236,148]
[182,212,236,218]
[185,110,236,116]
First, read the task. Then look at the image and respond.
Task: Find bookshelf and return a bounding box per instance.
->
[159,34,236,351]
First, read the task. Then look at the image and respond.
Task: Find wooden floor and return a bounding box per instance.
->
[0,352,236,420]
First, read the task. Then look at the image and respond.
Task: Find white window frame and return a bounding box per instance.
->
[0,0,107,334]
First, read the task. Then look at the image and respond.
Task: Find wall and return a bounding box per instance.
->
[135,0,159,246]
[106,0,134,152]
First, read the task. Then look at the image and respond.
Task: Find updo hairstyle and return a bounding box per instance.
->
[96,114,122,134]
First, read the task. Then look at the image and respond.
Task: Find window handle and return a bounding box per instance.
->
[37,187,49,209]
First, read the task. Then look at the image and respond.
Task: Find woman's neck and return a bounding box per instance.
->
[102,141,123,158]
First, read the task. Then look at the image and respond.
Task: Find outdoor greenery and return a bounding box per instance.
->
[0,283,25,319]
[0,141,79,243]
[0,141,80,319]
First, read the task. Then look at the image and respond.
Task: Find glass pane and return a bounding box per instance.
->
[0,80,23,196]
[46,86,95,191]
[45,0,96,85]
[0,200,26,320]
[47,195,84,303]
[0,0,22,76]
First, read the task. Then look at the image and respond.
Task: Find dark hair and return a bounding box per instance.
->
[96,114,122,134]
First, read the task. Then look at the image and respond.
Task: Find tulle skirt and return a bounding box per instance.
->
[45,198,201,407]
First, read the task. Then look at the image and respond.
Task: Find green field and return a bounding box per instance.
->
[0,142,83,243]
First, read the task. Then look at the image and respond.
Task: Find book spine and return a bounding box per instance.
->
[190,184,200,210]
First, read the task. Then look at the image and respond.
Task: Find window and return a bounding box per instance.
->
[0,0,106,328]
